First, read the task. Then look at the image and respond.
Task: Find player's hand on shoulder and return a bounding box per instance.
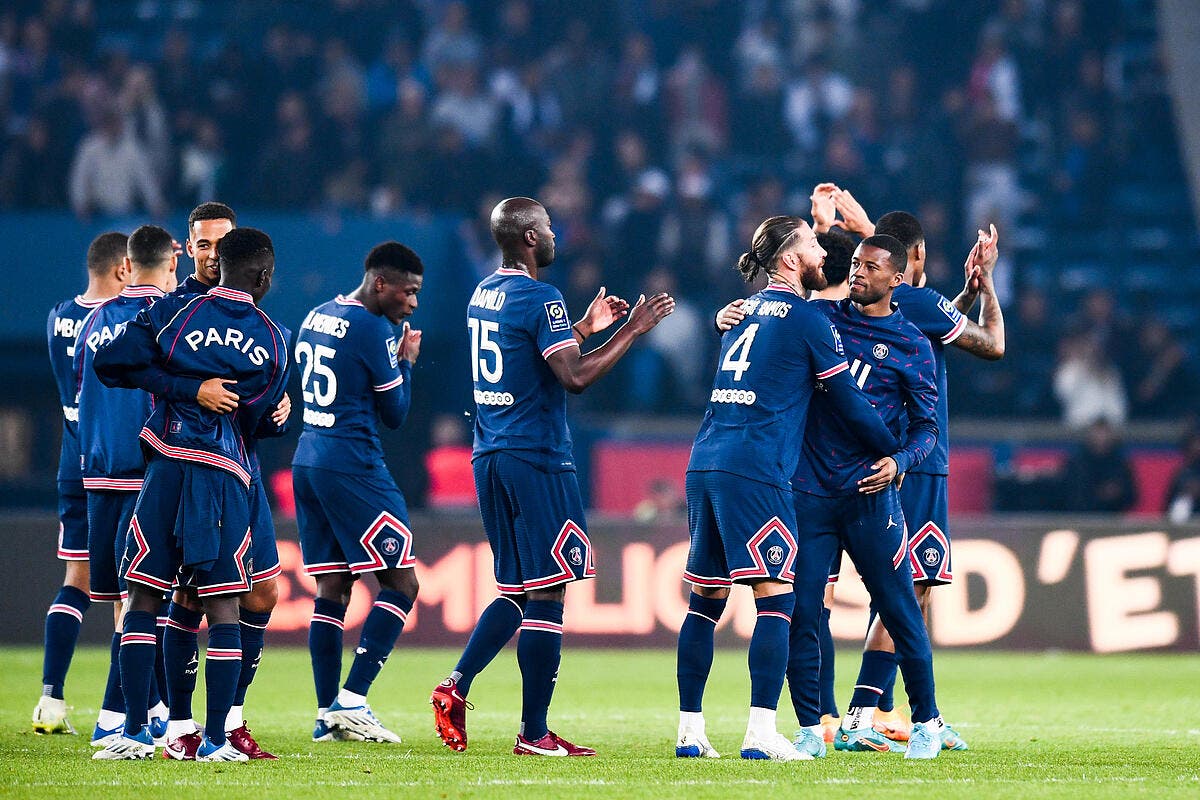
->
[857,456,898,494]
[197,378,238,414]
[578,286,630,338]
[400,320,422,364]
[271,392,291,426]
[716,298,747,332]
[626,292,675,334]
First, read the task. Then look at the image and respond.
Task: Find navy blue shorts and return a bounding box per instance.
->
[473,452,593,594]
[57,481,89,562]
[684,470,798,587]
[827,547,843,586]
[248,479,281,584]
[294,465,417,576]
[899,473,952,585]
[122,458,253,597]
[793,488,911,584]
[87,490,138,601]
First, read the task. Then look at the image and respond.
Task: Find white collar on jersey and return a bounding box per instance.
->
[120,285,166,298]
[210,286,254,303]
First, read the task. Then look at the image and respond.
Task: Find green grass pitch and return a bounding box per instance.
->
[2,646,1198,799]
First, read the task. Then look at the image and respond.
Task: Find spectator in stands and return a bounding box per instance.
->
[1062,419,1138,513]
[0,116,64,208]
[1053,328,1128,428]
[67,107,164,219]
[1166,430,1200,523]
[1127,320,1196,419]
[1008,288,1059,416]
[118,65,171,190]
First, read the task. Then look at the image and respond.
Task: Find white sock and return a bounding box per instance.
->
[336,689,367,708]
[917,715,945,732]
[804,724,823,738]
[746,706,777,739]
[225,704,244,732]
[166,718,198,739]
[843,706,876,731]
[317,707,328,720]
[96,709,125,730]
[149,701,168,720]
[679,710,706,737]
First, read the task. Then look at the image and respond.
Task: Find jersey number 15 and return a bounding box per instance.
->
[468,318,503,383]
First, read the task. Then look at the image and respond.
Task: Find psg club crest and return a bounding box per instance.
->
[381,537,400,556]
[766,545,784,566]
[872,343,889,360]
[923,547,940,566]
[568,546,583,566]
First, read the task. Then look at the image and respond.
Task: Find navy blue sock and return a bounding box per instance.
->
[234,609,271,706]
[101,630,126,715]
[204,623,242,746]
[676,593,727,712]
[344,590,412,697]
[42,586,90,699]
[818,607,838,717]
[453,595,524,697]
[152,600,169,711]
[850,649,896,709]
[119,611,158,736]
[517,599,564,741]
[163,603,202,721]
[309,598,346,709]
[878,662,897,712]
[748,593,794,710]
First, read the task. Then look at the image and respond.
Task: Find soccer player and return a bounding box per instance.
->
[676,216,901,762]
[431,197,671,757]
[783,234,948,759]
[293,241,425,744]
[74,226,177,747]
[92,227,290,761]
[32,232,127,735]
[153,202,285,760]
[835,194,1003,746]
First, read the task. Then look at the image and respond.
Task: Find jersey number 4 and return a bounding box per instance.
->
[468,318,503,383]
[296,342,338,406]
[721,323,759,381]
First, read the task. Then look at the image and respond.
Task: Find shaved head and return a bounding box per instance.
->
[490,196,556,269]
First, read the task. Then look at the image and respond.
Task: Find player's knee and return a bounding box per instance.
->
[202,596,240,626]
[376,567,419,600]
[127,585,163,615]
[527,586,565,604]
[63,561,89,592]
[316,573,355,602]
[693,585,730,601]
[242,578,278,613]
[173,586,202,612]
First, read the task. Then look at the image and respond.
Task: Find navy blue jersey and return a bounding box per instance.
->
[171,274,213,299]
[792,299,939,496]
[74,286,163,490]
[292,295,412,475]
[468,268,579,472]
[48,295,105,484]
[688,283,901,490]
[93,286,290,487]
[892,282,966,476]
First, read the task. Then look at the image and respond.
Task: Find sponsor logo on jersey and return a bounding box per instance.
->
[872,343,890,360]
[766,545,784,565]
[544,300,570,332]
[710,388,757,405]
[303,408,336,428]
[474,389,515,406]
[386,336,398,369]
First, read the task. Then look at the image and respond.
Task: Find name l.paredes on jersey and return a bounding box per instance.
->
[469,286,506,311]
[181,326,272,366]
[300,309,350,338]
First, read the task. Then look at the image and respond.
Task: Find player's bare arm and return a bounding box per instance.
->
[831,187,875,237]
[548,292,674,393]
[952,227,1005,360]
[952,224,999,314]
[810,183,839,234]
[572,286,630,344]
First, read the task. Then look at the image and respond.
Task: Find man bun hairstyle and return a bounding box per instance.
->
[188,201,236,228]
[217,227,274,279]
[860,233,908,273]
[874,210,923,250]
[86,231,129,275]
[365,241,424,276]
[816,228,855,286]
[737,215,807,283]
[127,225,175,268]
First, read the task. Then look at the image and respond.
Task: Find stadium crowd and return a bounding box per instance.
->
[0,0,1193,423]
